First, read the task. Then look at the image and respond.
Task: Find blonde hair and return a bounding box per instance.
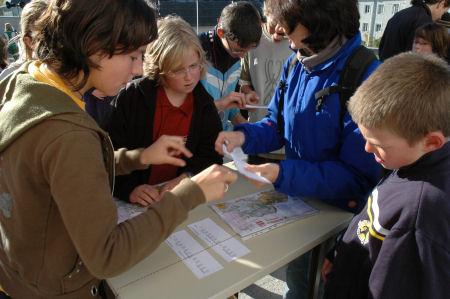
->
[143,15,206,85]
[348,52,450,144]
[19,0,48,61]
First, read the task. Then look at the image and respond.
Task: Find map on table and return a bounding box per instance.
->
[210,190,318,239]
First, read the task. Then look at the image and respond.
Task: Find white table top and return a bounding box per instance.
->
[107,174,352,299]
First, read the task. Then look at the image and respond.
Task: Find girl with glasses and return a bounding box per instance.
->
[107,15,223,207]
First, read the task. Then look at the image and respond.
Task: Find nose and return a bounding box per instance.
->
[364,141,374,154]
[275,23,284,34]
[132,55,144,77]
[183,69,193,79]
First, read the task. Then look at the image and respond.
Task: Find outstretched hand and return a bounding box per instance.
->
[215,92,247,110]
[191,165,238,201]
[139,135,192,166]
[129,184,161,207]
[245,163,279,187]
[215,131,245,155]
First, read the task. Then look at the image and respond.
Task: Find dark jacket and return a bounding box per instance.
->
[107,77,223,202]
[379,4,432,61]
[324,142,450,299]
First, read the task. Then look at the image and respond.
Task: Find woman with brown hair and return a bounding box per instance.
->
[0,0,235,297]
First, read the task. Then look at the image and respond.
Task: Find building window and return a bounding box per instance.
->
[378,4,384,14]
[375,24,382,32]
[392,4,399,14]
[362,23,369,31]
[365,5,370,13]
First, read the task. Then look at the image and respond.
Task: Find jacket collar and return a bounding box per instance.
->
[397,141,450,178]
[134,77,214,111]
[304,33,363,73]
[0,62,103,153]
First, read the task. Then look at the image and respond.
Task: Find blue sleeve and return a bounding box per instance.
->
[273,122,380,208]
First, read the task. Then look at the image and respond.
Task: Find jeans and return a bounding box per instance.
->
[284,250,325,299]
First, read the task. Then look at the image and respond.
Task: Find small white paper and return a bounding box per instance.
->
[166,230,204,259]
[222,145,271,184]
[212,238,250,262]
[114,198,147,224]
[189,218,250,262]
[245,104,268,109]
[166,230,223,279]
[183,251,223,279]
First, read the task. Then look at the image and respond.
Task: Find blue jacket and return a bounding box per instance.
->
[235,33,381,211]
[199,30,241,131]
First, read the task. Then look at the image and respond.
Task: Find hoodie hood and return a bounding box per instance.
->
[0,62,101,153]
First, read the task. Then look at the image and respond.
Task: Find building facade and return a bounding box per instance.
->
[358,0,410,46]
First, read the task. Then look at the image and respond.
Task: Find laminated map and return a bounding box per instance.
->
[210,190,318,239]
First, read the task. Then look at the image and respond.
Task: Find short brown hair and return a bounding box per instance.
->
[143,15,206,85]
[33,0,157,91]
[414,22,449,60]
[349,53,450,144]
[263,0,359,53]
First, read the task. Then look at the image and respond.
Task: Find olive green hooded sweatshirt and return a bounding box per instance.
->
[0,63,205,298]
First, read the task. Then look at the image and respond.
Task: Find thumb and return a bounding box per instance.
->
[245,163,263,173]
[164,156,187,167]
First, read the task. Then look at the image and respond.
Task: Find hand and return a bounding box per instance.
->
[321,258,333,283]
[139,135,192,166]
[191,165,238,201]
[244,90,260,105]
[215,131,245,155]
[245,163,280,186]
[215,92,246,110]
[129,184,161,207]
[159,174,186,194]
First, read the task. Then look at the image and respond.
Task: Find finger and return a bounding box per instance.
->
[245,163,264,174]
[166,140,193,158]
[133,194,150,207]
[142,185,160,199]
[137,192,156,206]
[234,94,246,108]
[245,176,266,188]
[220,167,238,184]
[215,134,227,154]
[164,156,187,167]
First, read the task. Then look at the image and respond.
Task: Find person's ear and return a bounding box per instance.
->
[423,131,445,152]
[217,27,224,39]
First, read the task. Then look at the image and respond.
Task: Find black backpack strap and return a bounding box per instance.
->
[314,45,376,126]
[277,57,298,135]
[338,45,376,124]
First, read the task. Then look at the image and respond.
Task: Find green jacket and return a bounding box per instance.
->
[0,63,205,298]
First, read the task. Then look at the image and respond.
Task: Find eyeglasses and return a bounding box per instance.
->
[167,63,203,79]
[224,37,256,55]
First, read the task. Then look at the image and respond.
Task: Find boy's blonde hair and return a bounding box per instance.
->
[349,52,450,144]
[143,15,206,85]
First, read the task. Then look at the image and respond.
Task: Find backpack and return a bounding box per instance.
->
[276,45,377,135]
